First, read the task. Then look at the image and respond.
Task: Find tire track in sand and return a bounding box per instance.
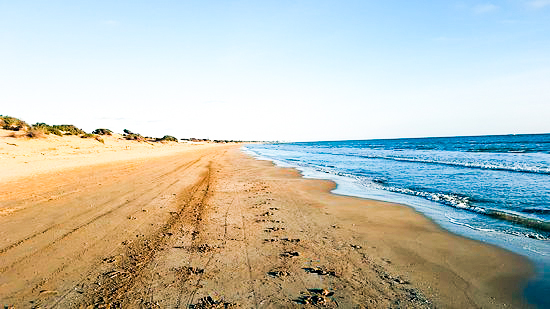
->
[78,163,213,308]
[0,157,201,260]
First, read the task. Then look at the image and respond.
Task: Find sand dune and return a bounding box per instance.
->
[0,129,217,183]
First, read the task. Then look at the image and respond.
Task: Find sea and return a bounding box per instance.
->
[243,133,550,307]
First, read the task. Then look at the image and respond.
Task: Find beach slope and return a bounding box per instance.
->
[0,136,533,308]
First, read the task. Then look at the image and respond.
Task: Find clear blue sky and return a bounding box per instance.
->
[1,1,549,141]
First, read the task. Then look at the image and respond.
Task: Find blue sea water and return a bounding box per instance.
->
[243,133,550,307]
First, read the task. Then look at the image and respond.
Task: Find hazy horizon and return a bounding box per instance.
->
[2,1,549,142]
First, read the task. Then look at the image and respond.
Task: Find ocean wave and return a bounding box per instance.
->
[445,215,547,240]
[305,149,550,175]
[521,208,550,215]
[353,154,550,175]
[484,210,550,233]
[377,184,550,236]
[445,215,497,232]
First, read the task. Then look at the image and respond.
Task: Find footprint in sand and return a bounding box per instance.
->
[294,289,334,305]
[171,266,204,275]
[189,296,237,308]
[303,266,338,277]
[281,237,300,243]
[281,251,300,258]
[267,270,291,278]
[265,227,285,232]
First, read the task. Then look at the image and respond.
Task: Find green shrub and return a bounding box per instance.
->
[122,129,144,141]
[0,116,92,137]
[32,123,62,136]
[157,135,178,142]
[92,128,112,135]
[125,133,145,141]
[1,115,29,131]
[52,124,86,135]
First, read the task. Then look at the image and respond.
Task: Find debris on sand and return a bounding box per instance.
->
[172,266,204,275]
[197,244,214,252]
[381,272,410,285]
[280,237,300,243]
[265,227,285,232]
[303,266,338,277]
[188,243,219,253]
[189,296,237,308]
[102,255,120,263]
[267,270,291,278]
[281,251,300,258]
[255,219,282,223]
[309,288,334,296]
[102,269,129,279]
[294,288,334,305]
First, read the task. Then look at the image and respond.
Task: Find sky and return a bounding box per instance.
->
[1,1,549,141]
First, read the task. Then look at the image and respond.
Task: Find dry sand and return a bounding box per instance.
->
[0,131,534,308]
[0,129,219,183]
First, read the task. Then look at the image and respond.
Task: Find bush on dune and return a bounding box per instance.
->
[125,133,145,141]
[2,117,180,145]
[156,135,178,142]
[0,116,170,144]
[52,124,86,135]
[121,129,145,141]
[30,123,87,136]
[32,123,63,136]
[92,128,112,135]
[1,115,29,131]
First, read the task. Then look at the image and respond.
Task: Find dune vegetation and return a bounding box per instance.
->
[1,115,182,143]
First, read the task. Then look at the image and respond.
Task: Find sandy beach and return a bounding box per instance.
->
[0,132,534,308]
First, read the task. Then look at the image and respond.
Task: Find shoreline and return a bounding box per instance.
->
[0,139,536,307]
[244,150,538,308]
